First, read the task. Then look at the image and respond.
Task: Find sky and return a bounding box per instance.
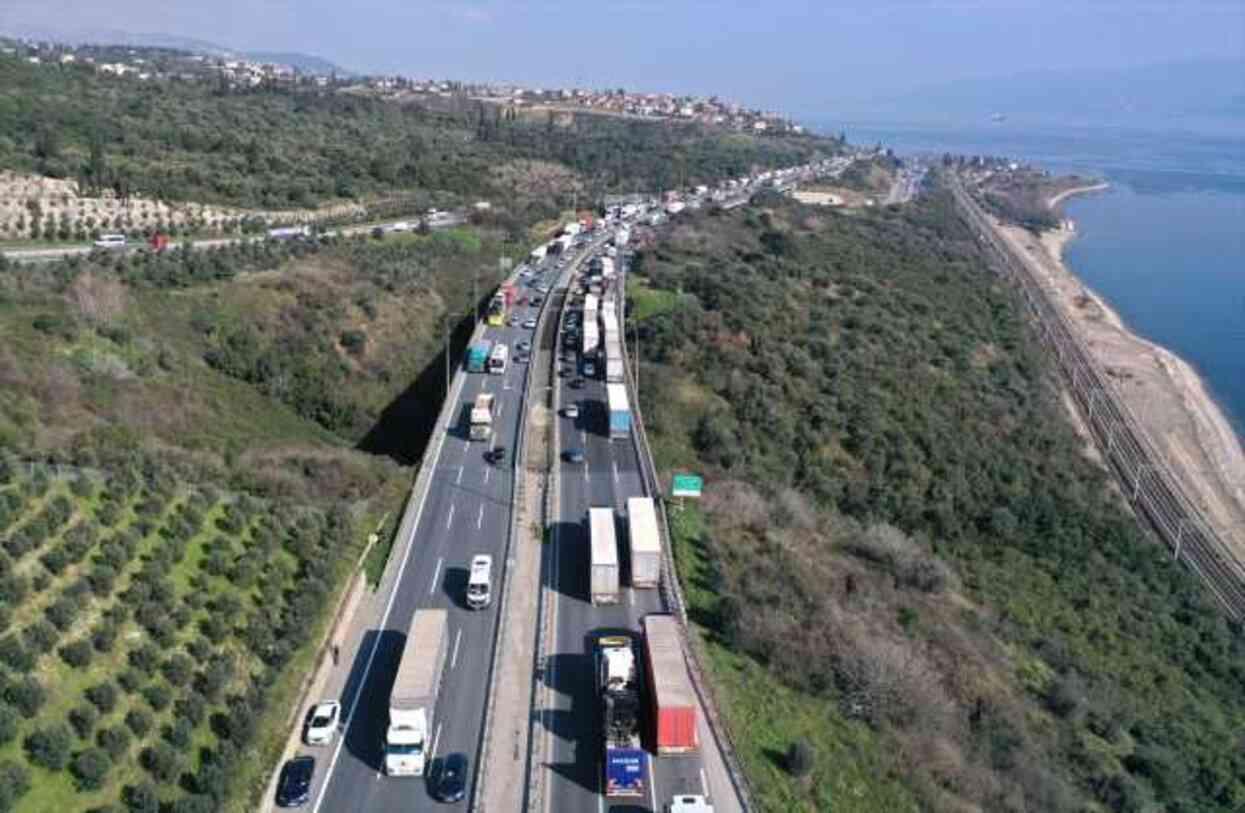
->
[2,1,1242,116]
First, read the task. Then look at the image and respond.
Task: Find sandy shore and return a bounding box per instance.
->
[990,184,1245,567]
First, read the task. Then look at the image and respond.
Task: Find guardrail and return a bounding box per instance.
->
[616,265,757,812]
[475,250,583,813]
[950,175,1245,618]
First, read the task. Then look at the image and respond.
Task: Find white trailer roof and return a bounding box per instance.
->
[606,382,629,413]
[589,508,618,567]
[627,497,660,555]
[392,609,448,709]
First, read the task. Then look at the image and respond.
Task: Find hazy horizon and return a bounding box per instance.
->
[2,1,1242,116]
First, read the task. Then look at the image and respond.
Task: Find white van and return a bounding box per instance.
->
[94,234,127,249]
[466,555,493,609]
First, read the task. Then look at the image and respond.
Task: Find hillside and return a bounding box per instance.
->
[0,52,831,239]
[0,219,542,809]
[628,189,1245,811]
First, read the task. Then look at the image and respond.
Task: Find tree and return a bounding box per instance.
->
[125,708,153,737]
[86,681,119,714]
[97,725,132,760]
[142,682,172,711]
[785,739,815,778]
[72,747,112,791]
[122,782,161,813]
[0,760,32,813]
[69,704,99,738]
[0,702,18,746]
[140,741,181,782]
[24,723,73,770]
[60,638,95,668]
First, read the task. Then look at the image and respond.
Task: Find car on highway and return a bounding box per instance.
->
[562,404,580,419]
[485,447,506,464]
[569,377,585,389]
[276,755,315,807]
[516,341,532,353]
[304,700,341,745]
[583,361,596,378]
[523,318,538,330]
[430,753,468,803]
[531,296,544,306]
[562,448,586,464]
[508,315,521,327]
[515,351,531,364]
[93,233,127,249]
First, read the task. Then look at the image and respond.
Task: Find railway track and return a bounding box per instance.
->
[950,175,1245,619]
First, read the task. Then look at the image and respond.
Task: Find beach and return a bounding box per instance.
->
[989,185,1245,568]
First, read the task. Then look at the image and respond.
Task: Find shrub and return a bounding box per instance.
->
[60,638,95,668]
[3,676,46,716]
[140,741,180,782]
[24,723,73,770]
[118,668,145,694]
[0,634,34,673]
[128,642,162,674]
[122,782,161,813]
[72,747,112,791]
[142,682,172,712]
[786,739,815,777]
[97,724,133,760]
[45,594,81,630]
[125,708,153,737]
[69,703,99,738]
[0,702,18,745]
[175,692,208,726]
[23,619,59,652]
[0,760,32,813]
[163,716,194,749]
[86,681,119,714]
[92,621,119,653]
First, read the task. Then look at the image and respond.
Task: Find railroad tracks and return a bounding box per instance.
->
[950,175,1245,619]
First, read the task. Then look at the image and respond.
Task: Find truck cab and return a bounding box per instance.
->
[384,708,428,776]
[466,555,493,609]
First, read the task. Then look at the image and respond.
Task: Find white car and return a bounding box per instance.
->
[523,319,537,330]
[563,404,580,419]
[389,221,413,233]
[305,700,341,745]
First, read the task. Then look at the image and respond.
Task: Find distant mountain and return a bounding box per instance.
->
[0,23,354,75]
[829,60,1245,126]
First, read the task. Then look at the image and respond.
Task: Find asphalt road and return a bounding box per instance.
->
[542,258,712,813]
[310,248,572,812]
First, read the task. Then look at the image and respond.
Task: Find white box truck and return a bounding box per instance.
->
[589,507,620,604]
[626,497,661,588]
[385,609,448,777]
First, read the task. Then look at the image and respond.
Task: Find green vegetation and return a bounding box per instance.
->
[633,189,1245,812]
[0,460,360,811]
[0,53,832,216]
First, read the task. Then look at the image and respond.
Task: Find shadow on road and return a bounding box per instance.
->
[549,520,589,603]
[342,628,408,771]
[442,565,470,610]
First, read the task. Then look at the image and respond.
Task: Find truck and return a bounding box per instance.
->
[606,383,631,440]
[589,507,620,605]
[598,635,648,797]
[605,339,625,384]
[267,225,311,240]
[582,322,601,359]
[669,796,714,813]
[530,244,547,262]
[626,497,661,588]
[386,609,449,776]
[643,614,699,755]
[466,340,493,373]
[564,221,583,237]
[469,393,495,441]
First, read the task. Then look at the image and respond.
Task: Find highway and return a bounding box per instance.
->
[305,244,581,812]
[539,252,733,813]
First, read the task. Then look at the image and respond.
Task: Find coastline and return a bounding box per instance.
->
[988,188,1245,566]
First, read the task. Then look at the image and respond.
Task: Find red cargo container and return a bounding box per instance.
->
[500,282,517,306]
[642,615,699,754]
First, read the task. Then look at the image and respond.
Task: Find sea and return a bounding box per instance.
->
[818,116,1245,441]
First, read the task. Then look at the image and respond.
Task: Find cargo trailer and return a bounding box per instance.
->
[643,614,699,754]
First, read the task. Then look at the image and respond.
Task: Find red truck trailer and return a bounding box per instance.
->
[642,614,699,755]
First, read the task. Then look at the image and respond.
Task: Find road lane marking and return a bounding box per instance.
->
[612,460,620,484]
[312,358,461,813]
[701,768,709,797]
[431,722,443,761]
[430,556,443,595]
[497,401,503,420]
[446,504,456,530]
[484,465,491,484]
[477,504,485,529]
[648,756,658,813]
[451,628,463,670]
[597,765,605,813]
[456,466,464,485]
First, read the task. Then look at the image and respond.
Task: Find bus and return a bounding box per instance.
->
[488,343,509,375]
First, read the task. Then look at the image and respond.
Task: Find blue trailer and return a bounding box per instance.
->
[607,383,631,440]
[466,340,493,373]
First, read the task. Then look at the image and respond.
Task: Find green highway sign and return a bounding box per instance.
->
[671,474,704,498]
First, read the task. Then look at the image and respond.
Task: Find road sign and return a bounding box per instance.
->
[671,474,703,498]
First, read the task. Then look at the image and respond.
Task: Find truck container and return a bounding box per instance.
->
[500,281,517,306]
[267,225,311,240]
[564,222,582,237]
[670,796,714,813]
[627,497,661,588]
[606,383,631,440]
[605,339,625,384]
[589,507,620,605]
[466,340,493,373]
[386,609,449,776]
[598,635,648,797]
[582,322,601,358]
[643,614,699,755]
[469,393,495,441]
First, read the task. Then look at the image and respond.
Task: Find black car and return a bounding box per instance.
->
[562,448,586,464]
[432,753,468,803]
[276,755,315,807]
[485,447,506,464]
[569,377,585,389]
